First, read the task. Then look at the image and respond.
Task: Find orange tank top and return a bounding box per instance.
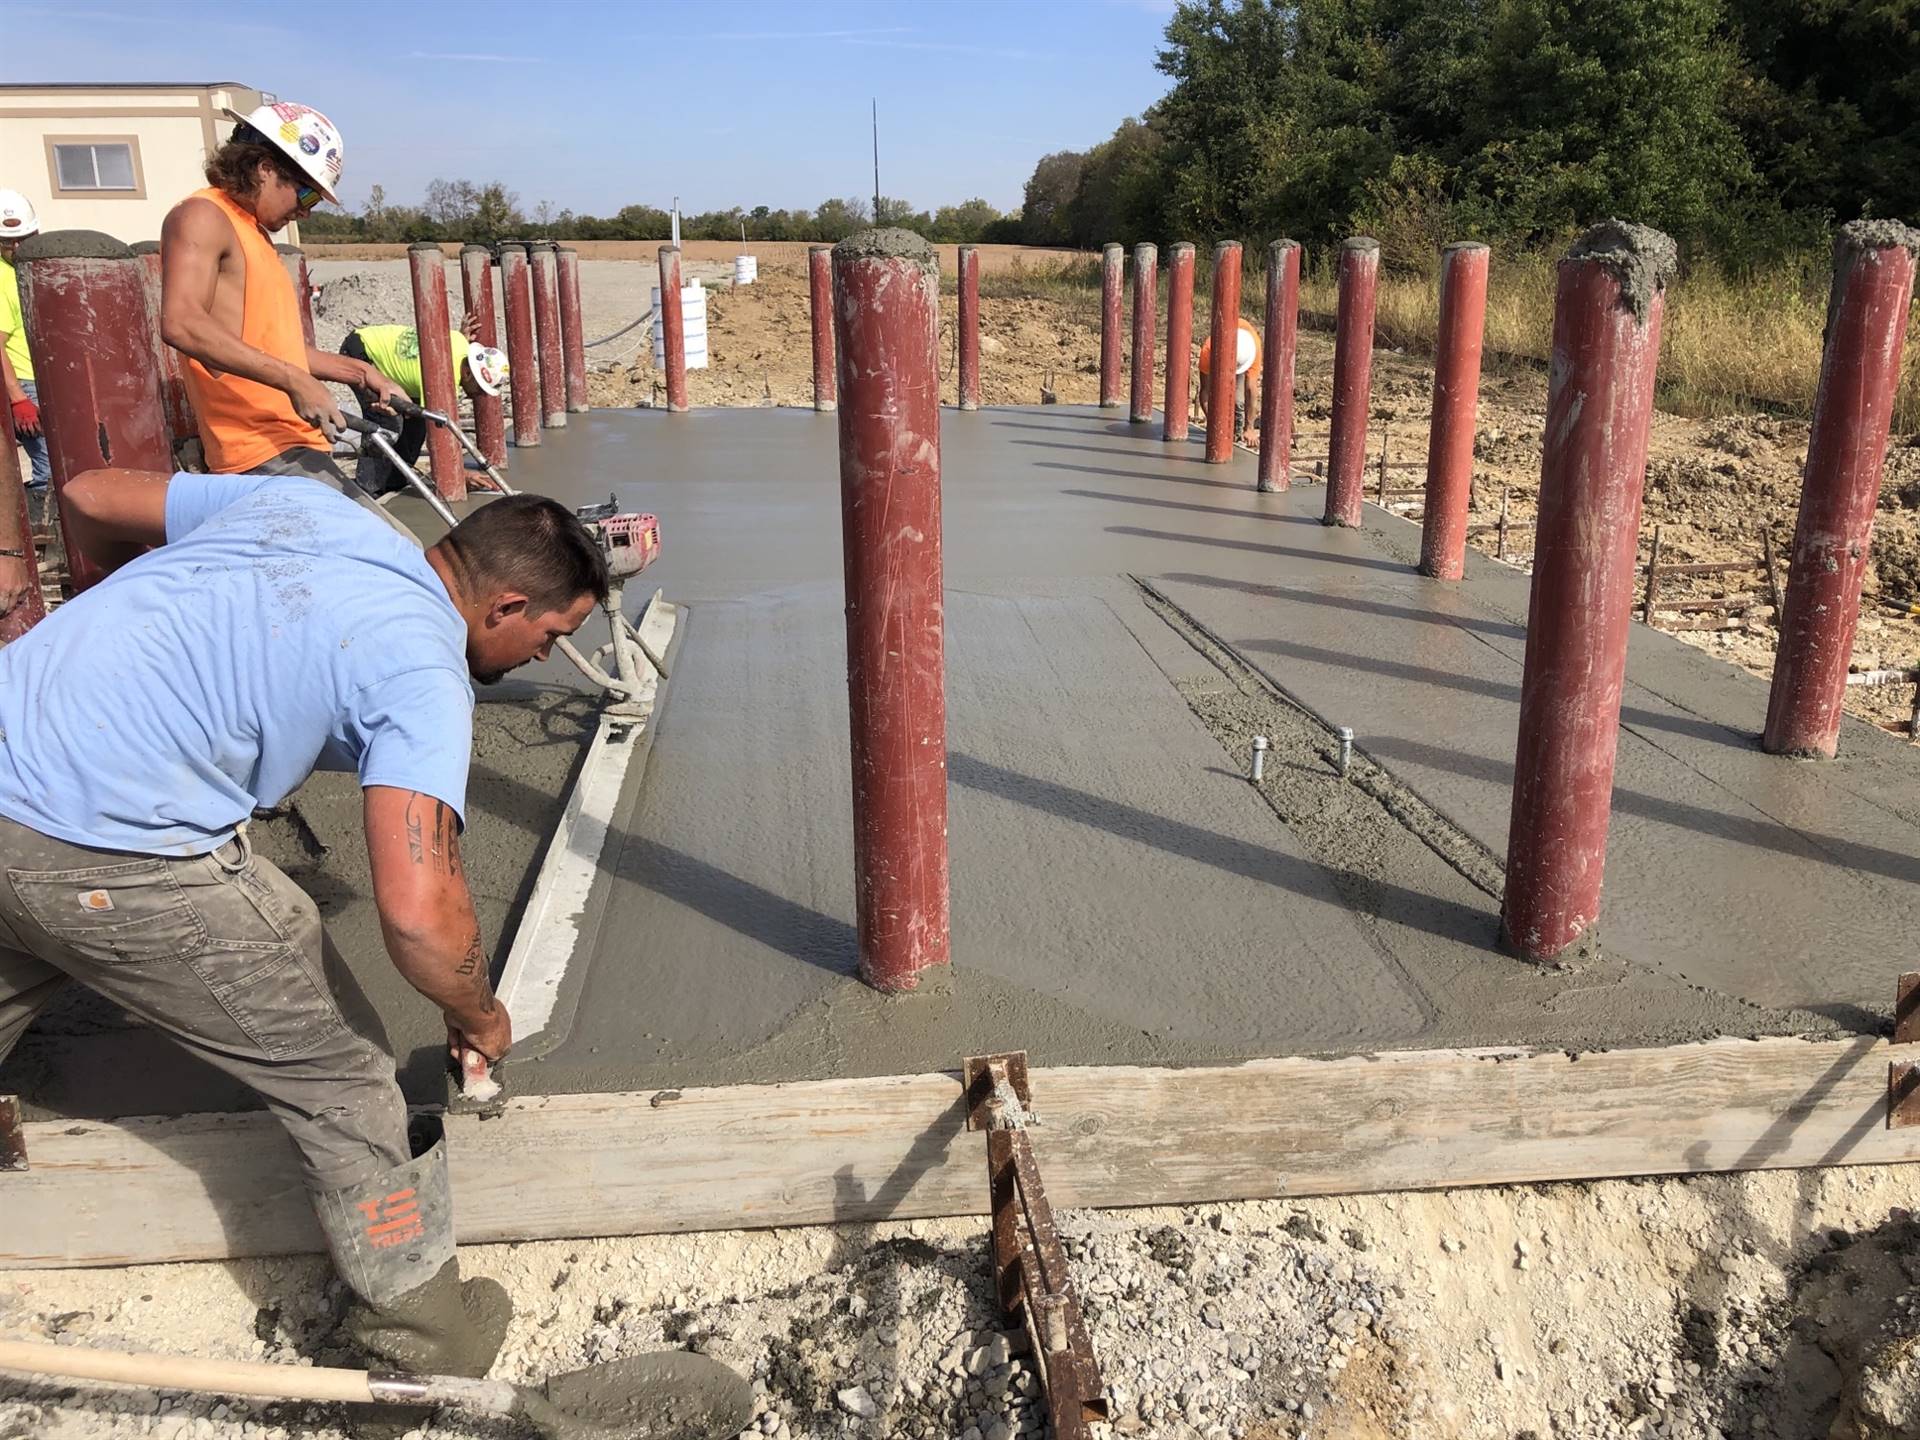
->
[179,187,324,472]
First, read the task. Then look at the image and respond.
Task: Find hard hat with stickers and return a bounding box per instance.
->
[466,345,510,397]
[221,100,344,205]
[0,190,39,239]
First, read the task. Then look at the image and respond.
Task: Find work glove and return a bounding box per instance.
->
[10,396,38,438]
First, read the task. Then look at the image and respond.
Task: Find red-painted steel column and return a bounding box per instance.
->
[408,242,464,502]
[1099,242,1124,408]
[276,244,316,349]
[0,445,45,644]
[556,245,589,413]
[1129,242,1157,424]
[1205,241,1243,465]
[16,231,171,593]
[957,244,981,412]
[130,242,198,463]
[459,244,507,470]
[498,242,541,448]
[1257,238,1300,493]
[808,245,836,412]
[1502,222,1676,963]
[1324,237,1381,525]
[831,229,950,994]
[657,245,689,414]
[528,240,567,428]
[1420,242,1491,578]
[1763,221,1920,758]
[1163,242,1195,443]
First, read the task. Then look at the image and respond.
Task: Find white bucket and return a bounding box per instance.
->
[651,279,709,370]
[733,254,758,286]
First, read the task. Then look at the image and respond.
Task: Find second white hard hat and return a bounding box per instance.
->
[222,100,344,205]
[0,190,40,240]
[466,345,510,397]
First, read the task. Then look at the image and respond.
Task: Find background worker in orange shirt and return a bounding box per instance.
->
[1198,316,1264,447]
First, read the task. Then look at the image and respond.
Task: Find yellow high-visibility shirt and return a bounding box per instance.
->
[351,324,468,405]
[0,254,34,383]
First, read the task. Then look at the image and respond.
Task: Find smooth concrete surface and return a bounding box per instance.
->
[8,405,1918,1119]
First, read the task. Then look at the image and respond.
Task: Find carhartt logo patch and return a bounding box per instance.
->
[77,889,114,912]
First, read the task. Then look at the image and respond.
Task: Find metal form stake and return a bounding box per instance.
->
[1162,242,1195,443]
[1764,221,1920,759]
[1099,243,1124,408]
[1419,242,1490,578]
[1324,238,1381,526]
[657,245,689,414]
[957,243,982,412]
[407,242,465,503]
[1258,239,1300,493]
[555,245,590,414]
[527,240,567,428]
[497,243,541,448]
[275,243,316,349]
[1129,242,1157,424]
[1335,726,1354,778]
[832,230,951,993]
[129,242,198,465]
[964,1053,1108,1440]
[808,245,836,412]
[1502,222,1675,963]
[459,244,508,471]
[17,230,171,592]
[1250,735,1268,782]
[1204,241,1242,465]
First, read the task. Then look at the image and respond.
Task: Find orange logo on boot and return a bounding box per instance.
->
[356,1187,424,1248]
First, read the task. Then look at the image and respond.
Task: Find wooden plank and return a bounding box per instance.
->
[3,1036,1915,1269]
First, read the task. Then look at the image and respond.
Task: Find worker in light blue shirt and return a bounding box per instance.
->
[0,469,605,1387]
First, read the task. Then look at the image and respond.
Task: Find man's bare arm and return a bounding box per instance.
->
[60,468,169,573]
[364,784,511,1062]
[307,344,405,407]
[158,198,345,436]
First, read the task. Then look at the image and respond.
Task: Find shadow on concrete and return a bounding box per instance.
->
[948,752,1498,950]
[989,416,1167,442]
[1106,524,1408,575]
[1156,569,1526,639]
[1061,487,1313,527]
[1033,459,1264,494]
[1368,734,1920,890]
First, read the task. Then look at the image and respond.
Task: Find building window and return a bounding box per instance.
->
[44,136,145,199]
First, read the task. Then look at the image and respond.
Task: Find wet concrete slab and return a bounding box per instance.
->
[7,405,1916,1118]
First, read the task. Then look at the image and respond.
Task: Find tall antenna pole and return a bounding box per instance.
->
[872,98,881,222]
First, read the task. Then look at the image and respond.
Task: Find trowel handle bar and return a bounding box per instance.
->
[0,1337,519,1415]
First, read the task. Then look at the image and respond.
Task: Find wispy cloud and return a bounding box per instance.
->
[407,51,553,64]
[843,37,1035,60]
[665,25,916,41]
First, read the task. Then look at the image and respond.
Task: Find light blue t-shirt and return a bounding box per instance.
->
[0,474,474,856]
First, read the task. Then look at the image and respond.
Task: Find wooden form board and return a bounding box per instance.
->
[3,1035,1913,1269]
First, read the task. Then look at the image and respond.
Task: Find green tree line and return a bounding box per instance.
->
[1015,0,1920,269]
[301,185,1022,246]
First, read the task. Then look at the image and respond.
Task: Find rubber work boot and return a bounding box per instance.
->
[313,1116,511,1436]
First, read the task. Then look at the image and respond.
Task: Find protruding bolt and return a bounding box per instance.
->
[1250,735,1268,782]
[1336,726,1355,777]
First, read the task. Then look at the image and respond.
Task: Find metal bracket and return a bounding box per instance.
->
[1890,972,1920,1128]
[963,1052,1106,1440]
[0,1095,26,1171]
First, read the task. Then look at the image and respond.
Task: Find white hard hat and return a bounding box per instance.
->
[222,100,343,204]
[1233,320,1260,376]
[0,190,39,239]
[466,345,509,397]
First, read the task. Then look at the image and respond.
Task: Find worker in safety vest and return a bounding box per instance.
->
[159,101,407,502]
[1198,317,1263,446]
[340,318,509,495]
[0,470,609,1397]
[0,191,48,516]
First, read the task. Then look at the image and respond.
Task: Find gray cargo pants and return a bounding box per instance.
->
[0,813,409,1191]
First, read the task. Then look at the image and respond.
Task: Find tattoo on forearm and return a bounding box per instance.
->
[454,931,484,978]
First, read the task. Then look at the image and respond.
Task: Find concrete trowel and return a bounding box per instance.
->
[0,1338,755,1440]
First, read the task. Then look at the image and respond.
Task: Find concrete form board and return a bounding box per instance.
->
[5,406,1919,1123]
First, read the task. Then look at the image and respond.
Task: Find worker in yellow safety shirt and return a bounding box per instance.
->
[339,316,509,495]
[1198,317,1263,447]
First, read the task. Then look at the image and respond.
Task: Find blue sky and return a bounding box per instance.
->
[3,0,1180,218]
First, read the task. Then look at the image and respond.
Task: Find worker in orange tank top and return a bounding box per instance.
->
[159,101,406,496]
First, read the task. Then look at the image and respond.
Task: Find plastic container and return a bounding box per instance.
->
[651,278,709,370]
[733,254,758,286]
